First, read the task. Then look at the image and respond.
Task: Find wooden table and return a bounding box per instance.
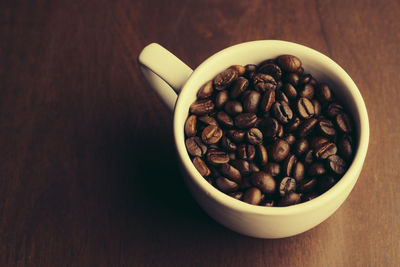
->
[1,0,399,266]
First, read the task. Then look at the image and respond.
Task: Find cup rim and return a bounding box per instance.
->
[173,40,369,215]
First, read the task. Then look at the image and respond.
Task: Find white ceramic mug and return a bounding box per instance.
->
[138,40,369,238]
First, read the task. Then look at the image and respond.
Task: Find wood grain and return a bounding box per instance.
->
[0,0,399,266]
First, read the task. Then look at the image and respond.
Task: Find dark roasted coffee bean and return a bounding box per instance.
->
[229,65,246,76]
[304,149,314,165]
[299,73,312,85]
[295,138,309,156]
[283,83,297,99]
[275,90,289,103]
[243,187,262,205]
[310,136,330,149]
[272,101,293,124]
[230,77,249,99]
[224,101,243,116]
[260,89,275,113]
[298,118,318,138]
[216,111,234,128]
[283,154,297,176]
[316,83,333,102]
[186,137,207,157]
[277,123,284,138]
[229,191,243,200]
[327,154,347,174]
[197,80,214,99]
[234,113,258,129]
[192,157,211,177]
[256,144,268,166]
[185,114,197,137]
[299,83,315,99]
[227,129,245,143]
[215,177,239,193]
[318,175,336,193]
[260,117,280,138]
[286,117,301,133]
[338,134,353,160]
[257,62,282,81]
[253,73,277,92]
[190,99,215,115]
[271,139,290,162]
[318,119,336,137]
[243,90,261,113]
[327,103,344,118]
[277,55,302,72]
[206,150,230,165]
[232,160,251,176]
[198,115,218,126]
[284,73,300,86]
[336,113,352,133]
[297,97,315,119]
[278,192,302,206]
[251,171,276,194]
[220,136,237,152]
[247,128,263,145]
[293,161,305,182]
[215,90,229,109]
[201,125,223,145]
[244,64,257,79]
[213,68,238,90]
[312,99,322,116]
[220,163,242,183]
[314,142,337,160]
[264,162,281,177]
[308,162,327,176]
[249,162,260,173]
[279,177,296,196]
[284,134,296,146]
[297,177,317,193]
[246,144,256,161]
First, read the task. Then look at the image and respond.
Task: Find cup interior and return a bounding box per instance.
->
[173,40,369,215]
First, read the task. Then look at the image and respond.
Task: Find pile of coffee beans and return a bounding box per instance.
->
[185,55,355,207]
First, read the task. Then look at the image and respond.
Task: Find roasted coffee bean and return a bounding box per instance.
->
[293,161,305,182]
[215,90,229,109]
[283,154,297,176]
[279,177,296,196]
[264,162,281,177]
[317,175,336,193]
[327,103,344,118]
[192,157,211,177]
[249,162,260,173]
[256,144,268,166]
[298,118,318,138]
[230,77,249,99]
[299,73,312,85]
[224,101,243,116]
[201,125,223,144]
[185,115,197,137]
[229,65,246,76]
[260,117,280,138]
[214,68,238,90]
[316,83,332,102]
[298,84,314,100]
[275,90,289,103]
[237,144,256,161]
[308,162,327,176]
[277,55,302,72]
[314,142,337,159]
[229,191,243,200]
[186,136,207,157]
[234,113,258,129]
[283,83,297,99]
[216,111,234,128]
[327,154,347,174]
[198,115,218,126]
[284,134,296,146]
[277,123,284,138]
[206,150,230,165]
[190,99,215,115]
[278,192,302,206]
[220,136,237,152]
[284,73,300,86]
[197,80,214,99]
[253,73,277,92]
[318,119,336,137]
[247,128,263,145]
[286,117,301,132]
[338,134,353,160]
[232,160,251,176]
[310,136,330,149]
[297,97,315,119]
[257,62,282,81]
[336,113,352,133]
[227,129,245,143]
[251,171,276,194]
[260,89,275,113]
[297,177,317,193]
[312,100,322,116]
[243,187,262,205]
[220,163,242,183]
[304,149,314,165]
[271,139,290,162]
[295,138,309,156]
[244,64,257,79]
[215,177,239,193]
[243,90,261,113]
[272,101,293,124]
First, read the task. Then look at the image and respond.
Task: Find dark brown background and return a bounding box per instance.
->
[1,0,399,266]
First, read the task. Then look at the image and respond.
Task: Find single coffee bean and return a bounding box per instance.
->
[243,90,261,113]
[314,142,337,159]
[229,65,246,76]
[338,134,353,160]
[256,144,268,166]
[192,157,211,177]
[327,103,344,118]
[316,83,332,102]
[243,187,262,205]
[197,80,214,99]
[220,136,237,152]
[249,162,260,173]
[308,162,327,176]
[253,73,277,92]
[310,136,330,149]
[186,136,207,157]
[230,77,249,99]
[277,55,302,72]
[284,72,300,86]
[201,125,223,145]
[220,163,242,183]
[272,101,293,124]
[234,113,258,129]
[244,64,257,79]
[257,62,282,81]
[318,119,336,137]
[317,175,336,193]
[264,162,281,177]
[327,154,347,174]
[215,177,239,193]
[184,114,197,137]
[283,134,296,146]
[198,115,218,126]
[206,150,230,165]
[275,89,289,103]
[294,138,309,156]
[297,97,315,119]
[299,73,312,85]
[216,111,234,128]
[260,89,275,113]
[283,83,297,99]
[279,177,296,196]
[251,171,276,194]
[285,117,301,132]
[298,118,318,138]
[336,113,352,133]
[232,159,251,176]
[190,99,215,115]
[237,144,256,161]
[224,101,243,116]
[246,128,263,145]
[293,161,305,182]
[213,68,238,90]
[215,90,229,109]
[271,139,290,162]
[278,192,302,206]
[297,177,317,193]
[283,154,297,177]
[312,99,322,116]
[303,149,314,165]
[260,117,280,138]
[229,191,243,200]
[299,83,315,99]
[227,129,245,143]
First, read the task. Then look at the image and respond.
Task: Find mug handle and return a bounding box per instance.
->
[138,43,193,112]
